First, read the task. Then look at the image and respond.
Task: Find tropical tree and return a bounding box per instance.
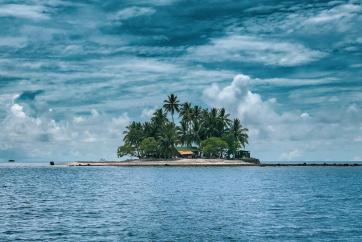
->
[150,108,168,137]
[222,133,237,159]
[179,102,193,125]
[123,121,144,157]
[117,94,250,160]
[158,123,178,158]
[117,144,136,158]
[229,118,248,147]
[226,118,248,158]
[218,108,231,133]
[191,105,202,123]
[202,107,220,138]
[201,137,228,158]
[151,108,168,125]
[163,94,180,123]
[140,137,159,158]
[176,120,190,147]
[143,121,156,138]
[191,120,202,146]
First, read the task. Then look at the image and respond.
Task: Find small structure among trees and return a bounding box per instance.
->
[178,150,194,159]
[117,94,250,160]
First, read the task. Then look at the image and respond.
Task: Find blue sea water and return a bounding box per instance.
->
[0,164,361,241]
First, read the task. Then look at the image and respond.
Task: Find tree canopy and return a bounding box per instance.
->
[117,94,248,159]
[201,137,228,158]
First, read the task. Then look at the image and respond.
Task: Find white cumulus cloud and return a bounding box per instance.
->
[0,96,130,161]
[203,74,280,128]
[10,104,26,118]
[202,74,325,161]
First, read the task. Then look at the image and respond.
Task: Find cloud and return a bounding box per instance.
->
[91,109,100,118]
[354,136,362,142]
[112,113,130,127]
[141,107,156,119]
[0,37,27,48]
[73,116,85,124]
[114,7,156,20]
[188,35,326,66]
[0,96,130,161]
[202,74,362,161]
[305,3,361,24]
[203,74,280,128]
[0,4,49,20]
[10,104,26,118]
[124,0,177,6]
[0,1,361,162]
[300,112,310,120]
[281,149,302,161]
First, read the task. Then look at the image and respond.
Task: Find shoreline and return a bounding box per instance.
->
[67,158,259,167]
[64,159,362,167]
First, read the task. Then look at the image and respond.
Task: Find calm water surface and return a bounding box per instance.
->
[1,164,361,241]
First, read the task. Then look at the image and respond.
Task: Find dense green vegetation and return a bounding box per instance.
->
[117,94,248,159]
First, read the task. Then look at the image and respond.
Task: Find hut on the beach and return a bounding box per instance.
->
[178,150,194,159]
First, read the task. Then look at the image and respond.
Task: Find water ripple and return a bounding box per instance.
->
[0,166,361,241]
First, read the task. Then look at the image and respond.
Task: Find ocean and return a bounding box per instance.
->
[1,163,361,241]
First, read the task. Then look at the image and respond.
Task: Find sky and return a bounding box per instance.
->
[0,0,361,162]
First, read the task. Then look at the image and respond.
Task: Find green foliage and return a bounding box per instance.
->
[163,94,180,123]
[176,120,191,147]
[140,137,159,158]
[151,108,168,125]
[201,137,228,158]
[158,123,178,158]
[123,121,144,157]
[117,94,249,159]
[229,118,248,148]
[222,133,238,158]
[117,144,136,158]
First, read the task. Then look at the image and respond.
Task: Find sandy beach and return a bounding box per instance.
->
[67,159,259,167]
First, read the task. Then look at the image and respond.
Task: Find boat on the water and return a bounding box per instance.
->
[8,159,15,162]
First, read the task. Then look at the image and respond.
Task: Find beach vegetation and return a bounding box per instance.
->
[140,137,159,158]
[163,94,180,123]
[200,137,228,158]
[117,94,248,159]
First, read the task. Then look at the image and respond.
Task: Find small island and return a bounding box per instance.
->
[45,91,362,167]
[69,94,259,166]
[65,94,362,167]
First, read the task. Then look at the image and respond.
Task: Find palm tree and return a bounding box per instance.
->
[118,94,251,160]
[176,120,189,147]
[229,118,248,149]
[203,107,220,138]
[123,121,144,157]
[143,121,156,138]
[179,102,193,124]
[151,108,168,125]
[218,108,231,134]
[191,120,202,146]
[191,105,202,123]
[163,94,180,123]
[159,123,178,158]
